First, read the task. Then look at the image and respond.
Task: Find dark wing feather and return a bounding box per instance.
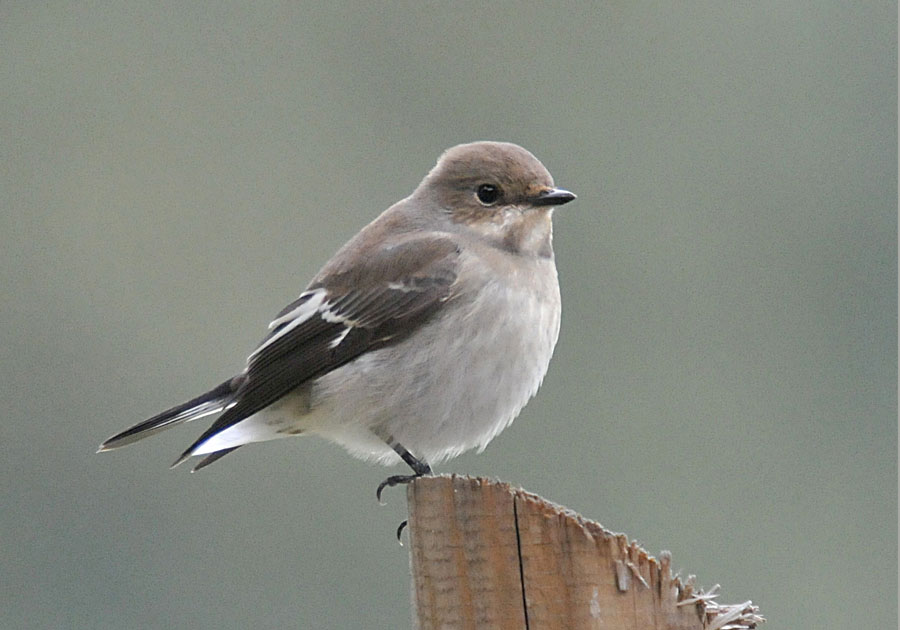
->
[99,378,239,451]
[190,447,241,472]
[177,235,459,461]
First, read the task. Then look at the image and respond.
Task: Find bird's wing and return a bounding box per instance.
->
[176,235,460,461]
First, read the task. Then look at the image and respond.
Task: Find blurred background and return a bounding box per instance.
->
[2,2,895,628]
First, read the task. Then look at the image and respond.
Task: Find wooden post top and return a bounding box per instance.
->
[406,475,763,630]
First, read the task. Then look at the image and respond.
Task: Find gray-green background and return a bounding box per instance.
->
[2,2,895,629]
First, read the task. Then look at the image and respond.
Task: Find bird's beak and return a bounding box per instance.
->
[530,187,577,207]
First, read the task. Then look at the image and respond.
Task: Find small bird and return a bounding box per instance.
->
[99,141,576,496]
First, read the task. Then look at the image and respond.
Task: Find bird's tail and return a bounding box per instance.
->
[98,378,240,452]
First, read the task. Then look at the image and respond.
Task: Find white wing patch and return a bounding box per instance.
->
[320,307,354,324]
[328,325,352,349]
[386,281,416,292]
[248,287,364,362]
[267,290,324,330]
[248,289,327,361]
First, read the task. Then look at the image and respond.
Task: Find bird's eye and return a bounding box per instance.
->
[475,184,501,206]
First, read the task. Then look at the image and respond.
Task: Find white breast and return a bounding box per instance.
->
[305,253,561,465]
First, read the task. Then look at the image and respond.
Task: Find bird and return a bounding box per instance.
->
[98,141,576,497]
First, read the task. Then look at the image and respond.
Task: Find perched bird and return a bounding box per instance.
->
[99,141,576,495]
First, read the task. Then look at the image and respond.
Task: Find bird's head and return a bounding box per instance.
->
[415,141,576,255]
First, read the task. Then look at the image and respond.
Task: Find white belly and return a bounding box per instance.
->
[306,261,561,464]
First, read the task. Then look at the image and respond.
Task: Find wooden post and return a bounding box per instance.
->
[406,475,763,630]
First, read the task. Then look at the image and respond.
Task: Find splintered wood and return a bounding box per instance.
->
[406,475,763,630]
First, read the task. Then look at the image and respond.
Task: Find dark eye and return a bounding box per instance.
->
[475,184,501,205]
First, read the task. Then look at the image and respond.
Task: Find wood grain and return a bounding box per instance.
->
[407,475,763,630]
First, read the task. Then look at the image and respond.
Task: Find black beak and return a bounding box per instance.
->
[530,187,577,207]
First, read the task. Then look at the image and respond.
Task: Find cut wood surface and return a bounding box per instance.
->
[406,475,763,630]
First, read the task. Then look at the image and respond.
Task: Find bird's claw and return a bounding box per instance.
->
[376,473,421,504]
[396,520,408,544]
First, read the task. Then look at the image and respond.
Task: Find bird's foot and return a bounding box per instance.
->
[376,436,432,505]
[376,472,428,504]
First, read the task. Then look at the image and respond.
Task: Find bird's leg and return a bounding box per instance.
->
[376,437,432,503]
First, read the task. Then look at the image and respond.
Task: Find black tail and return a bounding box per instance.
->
[98,378,240,452]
